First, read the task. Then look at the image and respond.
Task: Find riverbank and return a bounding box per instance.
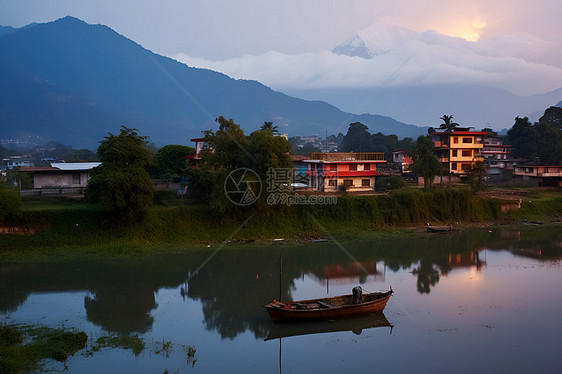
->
[1,187,560,262]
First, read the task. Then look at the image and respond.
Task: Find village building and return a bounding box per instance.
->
[512,165,562,187]
[392,150,413,173]
[480,137,515,176]
[303,152,386,192]
[18,162,101,195]
[430,128,486,174]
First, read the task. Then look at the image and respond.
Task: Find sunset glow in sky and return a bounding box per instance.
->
[1,0,561,95]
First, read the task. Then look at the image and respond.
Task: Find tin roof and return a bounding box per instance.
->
[50,162,101,171]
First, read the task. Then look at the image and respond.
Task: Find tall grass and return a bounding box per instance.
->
[0,187,512,257]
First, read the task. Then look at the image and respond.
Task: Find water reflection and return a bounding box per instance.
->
[1,225,560,340]
[264,313,392,341]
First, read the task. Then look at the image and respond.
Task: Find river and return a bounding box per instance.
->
[1,225,561,373]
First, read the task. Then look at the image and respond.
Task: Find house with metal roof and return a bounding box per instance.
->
[18,162,101,194]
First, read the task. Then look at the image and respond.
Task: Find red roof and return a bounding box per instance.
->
[290,155,307,161]
[190,138,206,142]
[18,166,59,172]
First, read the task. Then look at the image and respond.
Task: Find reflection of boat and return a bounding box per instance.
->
[265,313,392,341]
[264,288,393,322]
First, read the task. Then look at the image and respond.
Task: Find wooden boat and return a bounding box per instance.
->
[265,313,392,340]
[426,225,452,232]
[264,289,393,322]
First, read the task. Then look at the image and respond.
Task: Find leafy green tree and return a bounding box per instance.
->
[507,109,561,165]
[340,122,372,152]
[409,136,443,188]
[507,117,537,161]
[85,126,154,223]
[481,127,498,137]
[535,107,562,165]
[299,142,321,155]
[467,161,487,193]
[154,144,195,179]
[197,116,292,213]
[202,117,249,170]
[248,128,292,175]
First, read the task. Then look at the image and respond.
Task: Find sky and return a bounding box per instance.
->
[1,0,561,96]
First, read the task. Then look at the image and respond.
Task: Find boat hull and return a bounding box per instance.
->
[264,290,393,322]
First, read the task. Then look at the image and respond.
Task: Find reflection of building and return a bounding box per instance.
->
[445,250,485,273]
[430,128,486,174]
[307,261,385,292]
[303,152,387,192]
[513,165,562,187]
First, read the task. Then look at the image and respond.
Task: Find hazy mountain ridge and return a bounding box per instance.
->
[0,16,425,149]
[284,85,562,130]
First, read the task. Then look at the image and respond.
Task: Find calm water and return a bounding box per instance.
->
[1,226,561,373]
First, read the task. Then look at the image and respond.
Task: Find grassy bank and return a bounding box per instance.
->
[1,187,560,261]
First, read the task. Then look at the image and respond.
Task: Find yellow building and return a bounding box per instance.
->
[430,129,486,174]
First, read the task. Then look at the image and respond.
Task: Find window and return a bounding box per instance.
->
[343,180,353,187]
[330,164,337,172]
[361,179,370,187]
[349,164,357,171]
[452,150,457,157]
[462,150,472,157]
[364,163,371,171]
[328,179,337,186]
[72,172,81,184]
[453,137,459,144]
[451,163,457,170]
[461,164,472,171]
[462,137,473,144]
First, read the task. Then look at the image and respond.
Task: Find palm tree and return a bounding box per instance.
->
[439,115,459,131]
[260,121,279,134]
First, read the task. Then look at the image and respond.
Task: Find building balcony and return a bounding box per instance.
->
[307,152,385,161]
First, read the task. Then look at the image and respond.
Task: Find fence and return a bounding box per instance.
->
[20,187,85,196]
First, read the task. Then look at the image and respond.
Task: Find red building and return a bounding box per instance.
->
[304,152,386,192]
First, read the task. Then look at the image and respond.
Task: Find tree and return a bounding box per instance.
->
[507,117,536,161]
[439,115,459,131]
[481,127,498,137]
[467,161,487,193]
[197,117,292,213]
[260,121,279,134]
[85,126,154,223]
[0,184,22,227]
[340,122,373,152]
[248,128,292,176]
[154,144,195,179]
[299,142,321,155]
[409,136,443,188]
[535,107,562,165]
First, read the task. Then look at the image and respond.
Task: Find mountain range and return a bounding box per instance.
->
[0,17,426,150]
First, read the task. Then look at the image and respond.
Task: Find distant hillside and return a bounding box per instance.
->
[284,85,562,130]
[0,17,425,149]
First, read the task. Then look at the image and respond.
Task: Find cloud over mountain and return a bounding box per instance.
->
[174,22,562,96]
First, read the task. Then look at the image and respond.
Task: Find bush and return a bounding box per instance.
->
[375,176,406,192]
[0,184,23,225]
